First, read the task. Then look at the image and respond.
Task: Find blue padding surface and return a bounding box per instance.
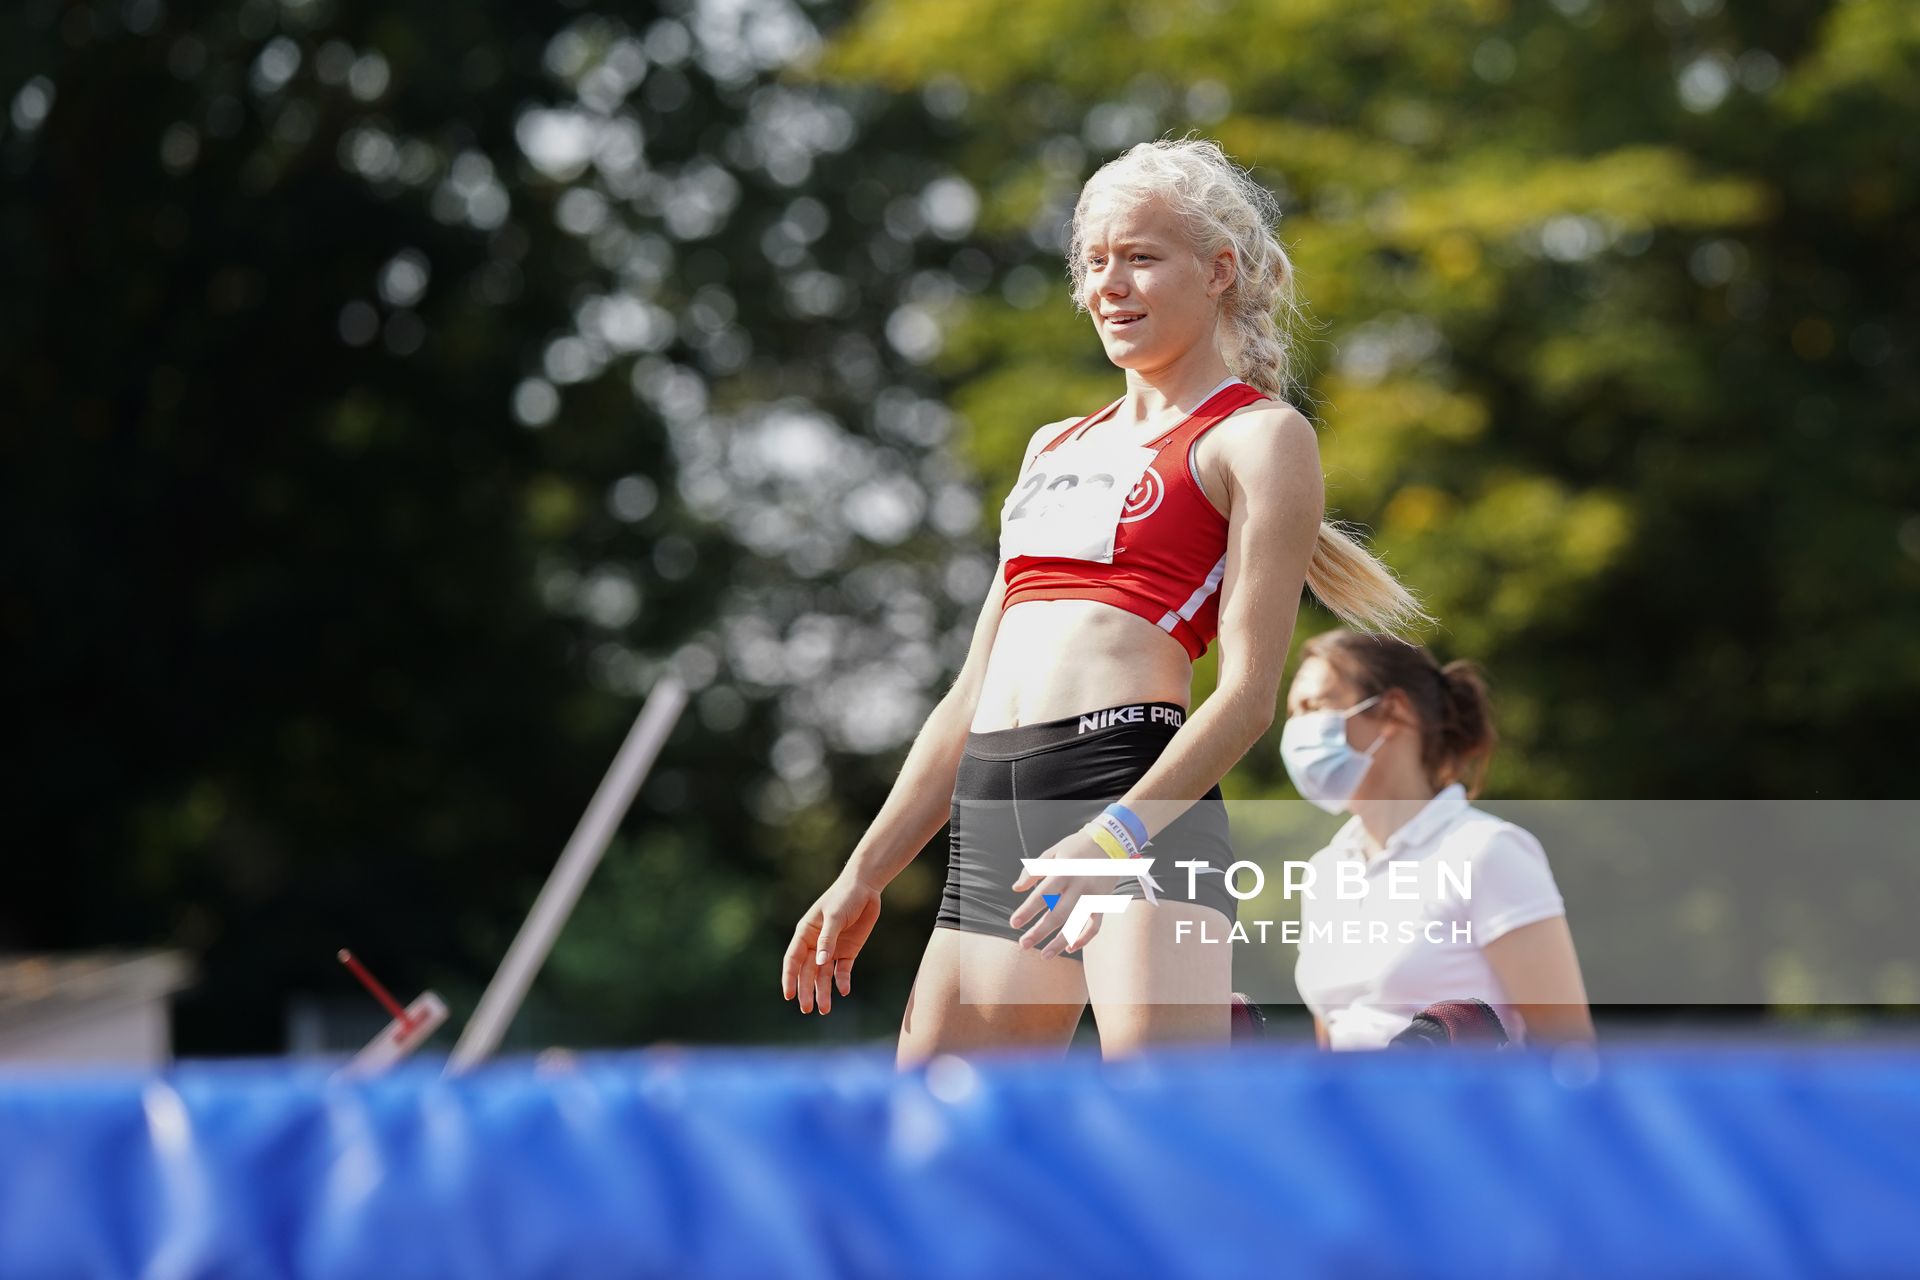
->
[1,1045,1916,1279]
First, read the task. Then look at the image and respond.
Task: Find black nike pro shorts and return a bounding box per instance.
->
[935,700,1239,958]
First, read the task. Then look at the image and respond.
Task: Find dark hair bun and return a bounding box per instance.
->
[1437,659,1497,782]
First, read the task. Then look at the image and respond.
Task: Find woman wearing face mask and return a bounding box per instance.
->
[1282,629,1594,1049]
[781,138,1431,1063]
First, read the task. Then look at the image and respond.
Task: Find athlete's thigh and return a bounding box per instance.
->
[897,925,1088,1068]
[1081,901,1233,1056]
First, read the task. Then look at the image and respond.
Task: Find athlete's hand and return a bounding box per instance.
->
[1009,830,1119,958]
[782,872,883,1015]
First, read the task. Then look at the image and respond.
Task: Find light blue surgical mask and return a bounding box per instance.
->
[1279,693,1386,814]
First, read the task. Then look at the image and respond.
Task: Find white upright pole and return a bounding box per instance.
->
[446,674,689,1075]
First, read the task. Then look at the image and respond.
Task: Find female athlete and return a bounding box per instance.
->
[783,136,1429,1063]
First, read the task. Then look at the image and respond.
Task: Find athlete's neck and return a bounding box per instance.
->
[1112,360,1238,430]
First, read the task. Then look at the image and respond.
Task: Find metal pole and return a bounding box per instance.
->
[446,674,689,1074]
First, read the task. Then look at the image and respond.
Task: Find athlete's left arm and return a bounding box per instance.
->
[1210,404,1326,723]
[1120,404,1324,836]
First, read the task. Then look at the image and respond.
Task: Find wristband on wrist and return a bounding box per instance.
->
[1086,810,1143,859]
[1102,802,1149,850]
[1096,809,1143,857]
[1085,823,1132,861]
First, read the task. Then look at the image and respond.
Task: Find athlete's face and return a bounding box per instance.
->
[1079,191,1230,369]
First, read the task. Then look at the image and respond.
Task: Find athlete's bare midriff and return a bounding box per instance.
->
[969,598,1195,732]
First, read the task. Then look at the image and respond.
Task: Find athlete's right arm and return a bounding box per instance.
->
[826,572,1007,901]
[783,421,1065,1014]
[835,419,1065,893]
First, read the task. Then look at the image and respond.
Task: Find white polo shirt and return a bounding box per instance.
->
[1292,783,1566,1051]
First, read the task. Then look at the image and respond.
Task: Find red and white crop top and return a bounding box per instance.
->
[999,375,1265,662]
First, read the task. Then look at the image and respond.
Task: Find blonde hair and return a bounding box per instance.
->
[1067,134,1432,636]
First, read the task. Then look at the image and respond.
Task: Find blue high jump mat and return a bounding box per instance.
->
[1,1044,1915,1278]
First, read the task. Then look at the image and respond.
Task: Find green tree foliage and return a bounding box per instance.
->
[0,0,988,1050]
[808,0,1920,802]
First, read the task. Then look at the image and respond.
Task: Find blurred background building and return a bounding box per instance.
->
[0,952,194,1065]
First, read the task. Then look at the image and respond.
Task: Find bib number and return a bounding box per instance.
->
[999,440,1159,564]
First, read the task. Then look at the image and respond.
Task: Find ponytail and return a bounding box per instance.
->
[1304,520,1434,637]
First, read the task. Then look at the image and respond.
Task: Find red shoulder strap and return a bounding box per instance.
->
[1143,381,1266,449]
[1038,398,1123,456]
[1044,382,1264,455]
